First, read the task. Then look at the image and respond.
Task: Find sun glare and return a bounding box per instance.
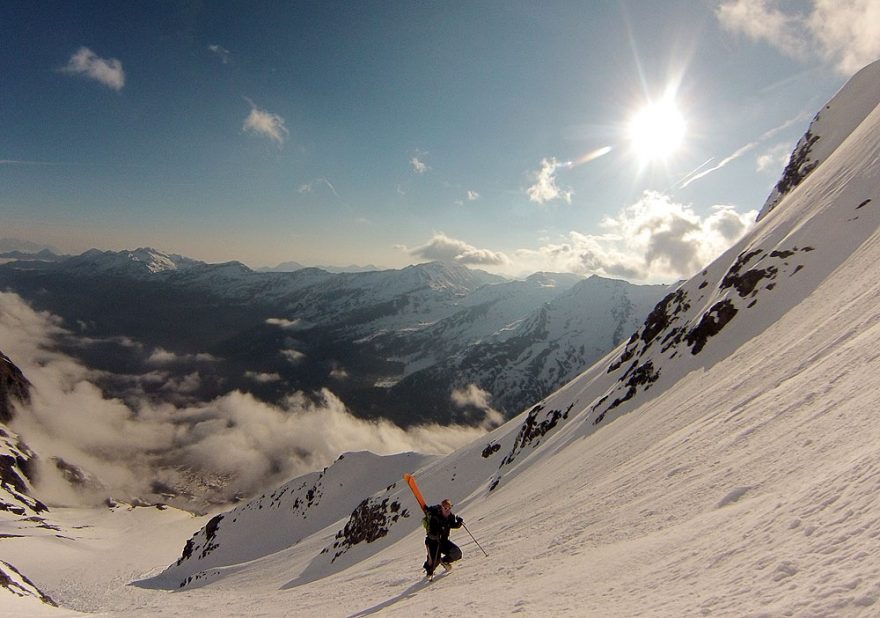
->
[628,96,686,164]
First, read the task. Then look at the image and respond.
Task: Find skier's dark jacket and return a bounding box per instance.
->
[424,504,463,541]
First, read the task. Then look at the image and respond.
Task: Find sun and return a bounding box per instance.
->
[628,96,686,164]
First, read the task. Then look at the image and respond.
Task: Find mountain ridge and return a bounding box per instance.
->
[0,253,666,427]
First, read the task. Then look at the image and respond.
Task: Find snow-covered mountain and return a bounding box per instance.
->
[0,249,63,263]
[0,350,58,609]
[58,247,204,277]
[4,58,880,618]
[760,59,880,220]
[258,260,381,274]
[383,275,668,417]
[0,238,61,255]
[0,253,665,425]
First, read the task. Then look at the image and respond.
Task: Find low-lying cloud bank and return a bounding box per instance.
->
[0,292,490,509]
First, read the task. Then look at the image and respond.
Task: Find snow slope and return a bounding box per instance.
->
[4,59,880,616]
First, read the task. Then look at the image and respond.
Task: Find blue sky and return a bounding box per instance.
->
[2,1,879,281]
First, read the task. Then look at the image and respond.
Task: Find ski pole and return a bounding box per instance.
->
[462,522,488,557]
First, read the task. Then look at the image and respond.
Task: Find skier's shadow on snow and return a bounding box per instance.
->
[347,575,443,617]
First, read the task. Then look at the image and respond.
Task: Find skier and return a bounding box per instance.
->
[423,498,463,578]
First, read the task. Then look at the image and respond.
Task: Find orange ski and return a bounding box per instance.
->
[404,473,427,513]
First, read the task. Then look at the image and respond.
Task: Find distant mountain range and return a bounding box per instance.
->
[257,260,381,273]
[0,250,667,426]
[0,238,62,255]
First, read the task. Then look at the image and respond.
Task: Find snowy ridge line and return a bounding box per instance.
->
[759,59,880,220]
[145,451,432,589]
[0,559,57,606]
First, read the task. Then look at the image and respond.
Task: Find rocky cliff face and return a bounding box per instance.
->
[0,350,46,518]
[0,351,30,423]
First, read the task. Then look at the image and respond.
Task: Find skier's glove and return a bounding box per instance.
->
[456,516,463,525]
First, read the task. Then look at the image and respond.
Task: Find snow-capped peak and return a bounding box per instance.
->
[60,247,202,277]
[759,59,880,220]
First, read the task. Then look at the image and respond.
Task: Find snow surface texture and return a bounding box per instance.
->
[4,58,880,616]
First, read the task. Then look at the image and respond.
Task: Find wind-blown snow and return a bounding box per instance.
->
[4,58,880,616]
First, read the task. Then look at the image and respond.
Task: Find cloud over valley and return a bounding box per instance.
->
[0,293,489,509]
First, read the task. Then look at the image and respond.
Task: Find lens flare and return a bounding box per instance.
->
[563,146,613,169]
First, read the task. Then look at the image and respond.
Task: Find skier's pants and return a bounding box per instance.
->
[425,538,462,565]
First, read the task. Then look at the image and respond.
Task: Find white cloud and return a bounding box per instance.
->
[407,233,510,266]
[527,157,573,205]
[266,317,302,330]
[245,371,282,383]
[208,44,231,64]
[518,191,756,282]
[808,0,880,75]
[161,371,202,394]
[716,0,809,59]
[61,47,125,91]
[756,143,793,173]
[280,348,306,364]
[243,100,289,145]
[146,347,219,365]
[451,384,504,429]
[0,292,490,506]
[410,155,429,174]
[717,0,880,75]
[330,366,349,380]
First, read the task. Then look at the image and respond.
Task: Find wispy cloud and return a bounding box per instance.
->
[329,365,349,380]
[298,178,341,199]
[266,317,303,330]
[756,143,793,173]
[717,0,880,75]
[405,232,510,266]
[518,191,756,282]
[451,384,503,429]
[679,113,809,188]
[280,348,306,364]
[244,371,282,383]
[527,157,573,205]
[679,142,761,189]
[61,47,125,91]
[0,159,57,166]
[208,44,231,64]
[146,347,220,365]
[243,99,289,145]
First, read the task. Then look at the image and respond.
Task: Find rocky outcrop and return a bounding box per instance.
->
[0,560,57,607]
[0,351,30,423]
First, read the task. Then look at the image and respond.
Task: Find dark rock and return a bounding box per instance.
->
[686,300,738,355]
[0,351,30,423]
